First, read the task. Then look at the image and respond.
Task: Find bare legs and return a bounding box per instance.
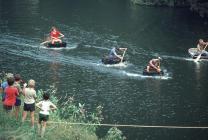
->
[30,111,35,127]
[52,38,62,44]
[38,121,47,137]
[22,111,27,122]
[146,66,150,72]
[22,111,35,127]
[15,106,20,120]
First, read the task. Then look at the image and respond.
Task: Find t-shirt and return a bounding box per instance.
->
[1,81,8,90]
[50,31,60,39]
[1,81,8,100]
[24,88,37,104]
[14,81,22,99]
[36,100,56,115]
[109,47,117,56]
[3,86,19,106]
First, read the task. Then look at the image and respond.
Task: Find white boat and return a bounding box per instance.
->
[188,48,208,59]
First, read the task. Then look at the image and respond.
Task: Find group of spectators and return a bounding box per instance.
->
[0,73,57,137]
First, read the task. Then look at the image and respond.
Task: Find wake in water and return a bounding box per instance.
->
[0,34,39,48]
[97,62,128,68]
[0,33,79,50]
[0,30,172,80]
[159,54,208,63]
[122,70,172,80]
[40,44,78,50]
[95,60,171,80]
[83,44,110,51]
[152,54,189,61]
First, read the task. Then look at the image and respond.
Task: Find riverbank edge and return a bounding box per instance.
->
[130,0,189,7]
[0,86,125,140]
[130,0,208,18]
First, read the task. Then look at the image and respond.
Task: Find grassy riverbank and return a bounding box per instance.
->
[0,85,125,140]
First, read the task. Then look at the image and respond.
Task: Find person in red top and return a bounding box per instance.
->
[50,26,64,44]
[3,77,19,112]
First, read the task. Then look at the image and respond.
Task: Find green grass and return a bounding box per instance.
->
[0,85,125,140]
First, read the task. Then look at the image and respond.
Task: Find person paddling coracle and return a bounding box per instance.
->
[146,57,162,73]
[109,47,127,60]
[197,39,208,55]
[50,27,64,44]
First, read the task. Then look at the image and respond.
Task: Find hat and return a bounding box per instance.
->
[6,73,14,79]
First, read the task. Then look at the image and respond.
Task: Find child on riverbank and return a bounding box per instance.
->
[14,74,23,120]
[3,76,19,114]
[36,92,57,137]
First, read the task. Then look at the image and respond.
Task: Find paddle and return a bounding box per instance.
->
[40,35,64,45]
[40,36,51,45]
[120,49,127,63]
[194,44,208,62]
[40,40,51,45]
[158,60,162,78]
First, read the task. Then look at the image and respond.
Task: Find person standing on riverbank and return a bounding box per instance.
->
[22,79,37,128]
[13,74,23,120]
[3,76,19,114]
[36,93,57,137]
[0,73,14,102]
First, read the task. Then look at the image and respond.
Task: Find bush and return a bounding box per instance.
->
[0,73,125,140]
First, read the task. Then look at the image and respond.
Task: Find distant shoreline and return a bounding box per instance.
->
[131,0,208,18]
[131,0,189,7]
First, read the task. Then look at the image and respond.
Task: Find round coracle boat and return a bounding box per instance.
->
[188,48,208,59]
[101,56,125,65]
[143,69,164,76]
[46,42,67,48]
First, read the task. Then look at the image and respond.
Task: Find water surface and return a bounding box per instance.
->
[0,0,208,139]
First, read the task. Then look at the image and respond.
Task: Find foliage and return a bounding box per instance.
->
[0,78,125,140]
[131,0,189,7]
[131,0,208,18]
[188,0,208,18]
[104,127,126,140]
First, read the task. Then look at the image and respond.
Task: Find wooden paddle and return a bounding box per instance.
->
[158,60,162,78]
[194,44,208,62]
[40,40,51,45]
[120,49,127,63]
[40,36,51,45]
[40,35,64,45]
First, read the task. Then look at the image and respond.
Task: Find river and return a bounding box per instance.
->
[0,0,208,140]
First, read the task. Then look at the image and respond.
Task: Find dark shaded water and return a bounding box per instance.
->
[1,0,208,139]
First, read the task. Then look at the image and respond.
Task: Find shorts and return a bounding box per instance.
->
[39,113,49,122]
[3,105,13,112]
[2,93,5,102]
[15,98,21,106]
[24,103,35,112]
